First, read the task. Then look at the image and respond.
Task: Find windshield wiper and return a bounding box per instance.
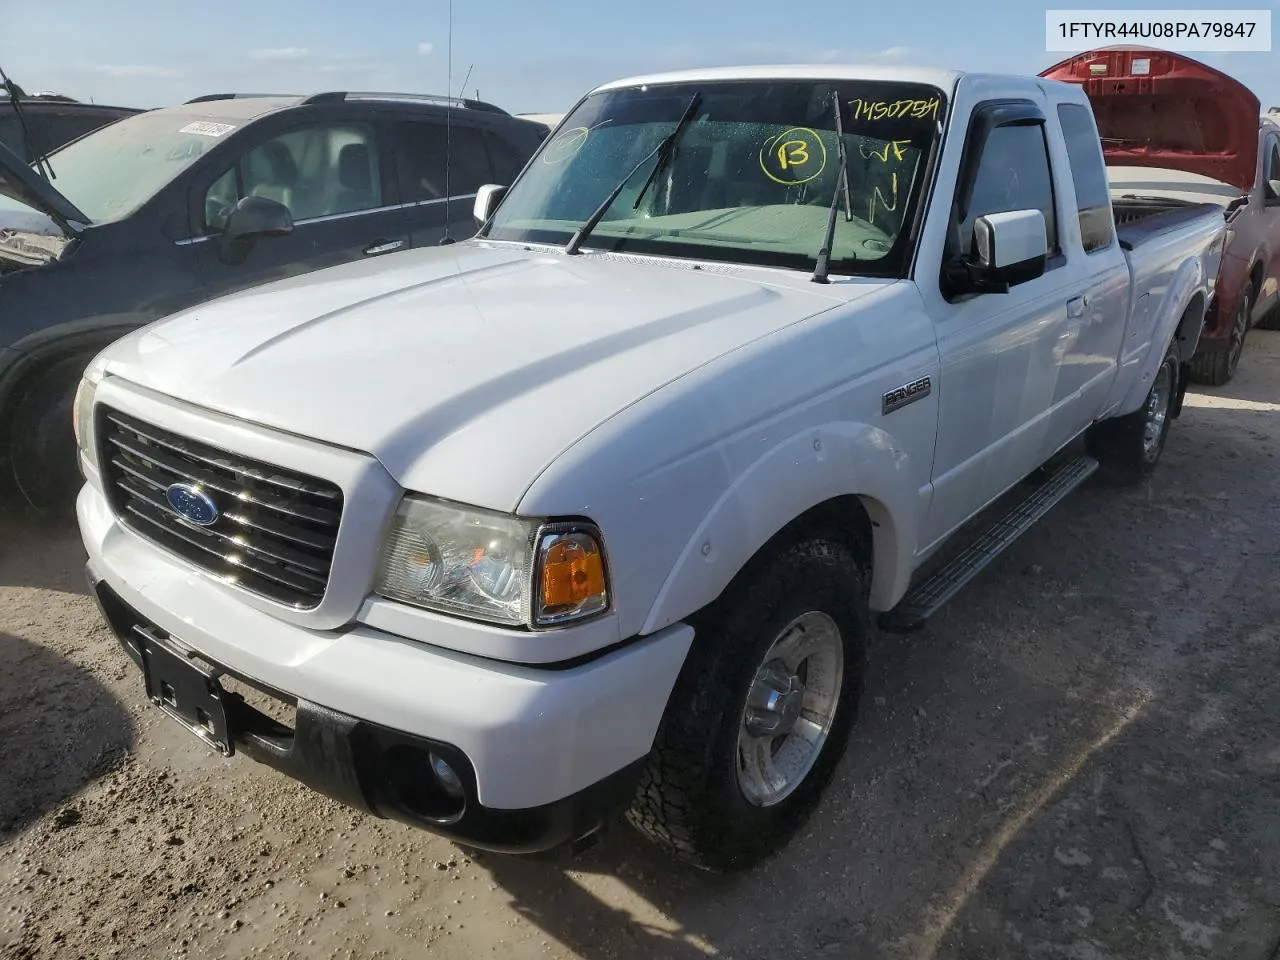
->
[0,64,55,181]
[565,92,701,256]
[813,92,852,284]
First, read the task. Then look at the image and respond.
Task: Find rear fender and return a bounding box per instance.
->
[640,422,920,634]
[1118,261,1208,416]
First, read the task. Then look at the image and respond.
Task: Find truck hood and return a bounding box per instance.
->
[101,242,879,511]
[0,139,90,233]
[1040,46,1259,192]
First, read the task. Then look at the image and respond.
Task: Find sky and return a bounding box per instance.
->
[4,0,1280,115]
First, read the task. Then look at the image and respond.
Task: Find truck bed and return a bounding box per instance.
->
[1113,199,1223,251]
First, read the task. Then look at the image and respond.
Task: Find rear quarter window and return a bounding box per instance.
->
[1057,103,1115,254]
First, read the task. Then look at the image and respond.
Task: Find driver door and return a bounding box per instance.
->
[192,119,407,301]
[923,103,1085,549]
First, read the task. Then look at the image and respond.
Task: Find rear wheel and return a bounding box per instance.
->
[7,353,93,516]
[1188,283,1251,386]
[1086,340,1179,486]
[626,535,867,872]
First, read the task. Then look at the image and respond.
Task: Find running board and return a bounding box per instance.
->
[877,455,1099,634]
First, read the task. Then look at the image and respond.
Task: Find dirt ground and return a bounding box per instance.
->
[2,333,1279,960]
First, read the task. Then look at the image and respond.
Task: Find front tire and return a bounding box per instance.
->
[1086,339,1179,486]
[626,536,867,872]
[7,353,93,515]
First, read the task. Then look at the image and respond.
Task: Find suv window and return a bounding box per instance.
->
[1057,103,1115,253]
[961,123,1059,257]
[484,129,527,184]
[204,122,382,231]
[396,121,494,202]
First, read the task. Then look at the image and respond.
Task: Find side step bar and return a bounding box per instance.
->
[877,455,1099,634]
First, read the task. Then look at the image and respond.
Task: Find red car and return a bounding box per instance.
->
[1042,46,1280,385]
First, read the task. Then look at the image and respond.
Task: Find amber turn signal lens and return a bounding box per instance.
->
[538,532,607,623]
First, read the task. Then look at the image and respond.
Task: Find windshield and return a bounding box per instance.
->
[0,111,239,224]
[484,79,946,277]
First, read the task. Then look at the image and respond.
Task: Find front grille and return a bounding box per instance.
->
[98,406,344,609]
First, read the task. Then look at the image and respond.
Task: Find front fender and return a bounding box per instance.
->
[640,421,920,635]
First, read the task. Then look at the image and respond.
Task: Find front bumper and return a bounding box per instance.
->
[79,484,693,853]
[91,574,645,853]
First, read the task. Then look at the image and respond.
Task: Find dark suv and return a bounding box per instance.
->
[0,91,548,510]
[0,87,140,163]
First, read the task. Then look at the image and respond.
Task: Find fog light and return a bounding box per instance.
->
[430,752,464,798]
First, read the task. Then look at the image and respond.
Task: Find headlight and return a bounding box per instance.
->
[72,376,99,470]
[375,496,609,628]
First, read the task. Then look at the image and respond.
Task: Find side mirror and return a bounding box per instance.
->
[944,209,1048,296]
[219,195,293,263]
[473,184,508,228]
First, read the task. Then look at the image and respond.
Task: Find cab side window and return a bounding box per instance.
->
[1265,136,1280,195]
[960,123,1059,258]
[203,122,383,233]
[396,121,495,202]
[1057,103,1115,253]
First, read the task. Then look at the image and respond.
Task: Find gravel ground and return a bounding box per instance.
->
[2,332,1278,960]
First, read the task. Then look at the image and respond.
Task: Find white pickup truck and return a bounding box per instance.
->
[75,65,1223,871]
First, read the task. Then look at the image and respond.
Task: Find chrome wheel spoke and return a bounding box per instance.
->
[739,734,786,801]
[792,716,825,746]
[772,624,827,672]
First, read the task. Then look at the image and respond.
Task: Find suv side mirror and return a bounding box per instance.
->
[944,209,1048,296]
[473,184,507,228]
[220,195,293,263]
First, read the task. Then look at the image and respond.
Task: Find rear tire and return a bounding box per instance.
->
[1086,340,1179,486]
[7,353,93,516]
[626,535,868,872]
[1188,282,1251,386]
[1256,300,1280,331]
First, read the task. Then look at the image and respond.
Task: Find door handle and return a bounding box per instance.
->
[364,239,405,256]
[1066,294,1088,318]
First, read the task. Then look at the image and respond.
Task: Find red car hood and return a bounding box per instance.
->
[1041,46,1259,192]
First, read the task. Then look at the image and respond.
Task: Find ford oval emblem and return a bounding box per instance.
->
[165,483,220,526]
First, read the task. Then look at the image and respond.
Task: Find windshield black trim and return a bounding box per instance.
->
[482,78,949,281]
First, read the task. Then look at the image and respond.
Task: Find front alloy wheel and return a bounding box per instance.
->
[627,535,867,872]
[737,612,844,807]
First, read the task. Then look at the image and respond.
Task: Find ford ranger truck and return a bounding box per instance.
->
[75,65,1224,872]
[1041,45,1280,386]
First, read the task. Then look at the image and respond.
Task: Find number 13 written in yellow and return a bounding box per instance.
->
[776,139,811,169]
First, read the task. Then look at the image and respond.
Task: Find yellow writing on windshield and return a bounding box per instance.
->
[777,139,811,169]
[759,127,827,185]
[868,172,900,225]
[542,127,591,164]
[860,140,912,163]
[850,97,941,122]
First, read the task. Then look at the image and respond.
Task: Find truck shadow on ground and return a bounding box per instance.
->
[0,632,135,838]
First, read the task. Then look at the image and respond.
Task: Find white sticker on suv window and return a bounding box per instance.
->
[179,121,236,138]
